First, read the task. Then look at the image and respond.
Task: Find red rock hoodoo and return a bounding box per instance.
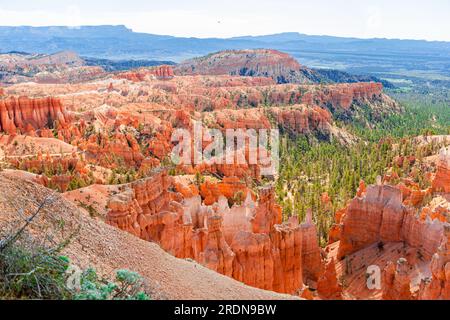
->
[433,148,450,193]
[105,169,322,295]
[337,184,445,260]
[382,258,412,300]
[0,96,69,135]
[317,258,342,299]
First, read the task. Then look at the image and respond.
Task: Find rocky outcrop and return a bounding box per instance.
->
[105,171,322,295]
[0,51,105,84]
[210,108,272,130]
[270,105,332,136]
[382,258,412,300]
[0,96,69,135]
[81,132,144,168]
[154,65,175,80]
[199,177,253,206]
[301,209,323,284]
[301,82,386,111]
[419,224,450,300]
[269,221,303,293]
[317,258,342,299]
[175,49,312,84]
[106,169,175,239]
[337,184,445,260]
[116,65,175,82]
[433,148,450,193]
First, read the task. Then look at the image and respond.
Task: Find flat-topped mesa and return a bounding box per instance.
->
[0,96,70,135]
[432,147,450,193]
[336,184,446,260]
[175,49,308,84]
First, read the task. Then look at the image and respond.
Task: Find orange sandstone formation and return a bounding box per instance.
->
[0,96,69,135]
[301,82,385,110]
[337,184,445,260]
[301,209,323,284]
[433,148,450,193]
[330,157,450,300]
[105,170,321,295]
[317,258,342,299]
[199,177,253,206]
[419,224,450,300]
[154,65,175,80]
[382,258,412,300]
[116,65,175,82]
[270,105,332,136]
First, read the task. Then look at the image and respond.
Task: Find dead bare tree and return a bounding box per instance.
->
[0,193,57,253]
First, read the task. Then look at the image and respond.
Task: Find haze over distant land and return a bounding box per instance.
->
[0,0,448,41]
[1,25,449,84]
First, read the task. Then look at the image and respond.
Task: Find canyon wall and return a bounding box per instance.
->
[433,148,450,193]
[175,49,309,84]
[116,65,175,82]
[105,169,322,295]
[336,184,445,260]
[418,224,450,300]
[270,105,333,136]
[301,82,385,110]
[0,96,69,135]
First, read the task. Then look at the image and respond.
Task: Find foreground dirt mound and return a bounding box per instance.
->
[0,173,297,300]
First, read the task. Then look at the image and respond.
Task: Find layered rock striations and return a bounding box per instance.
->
[270,105,333,136]
[433,148,450,193]
[419,224,450,300]
[116,65,175,82]
[317,258,342,299]
[105,169,322,295]
[382,258,413,300]
[0,96,70,135]
[301,209,324,284]
[175,49,311,84]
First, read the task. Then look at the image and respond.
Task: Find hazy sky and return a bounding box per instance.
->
[0,0,449,41]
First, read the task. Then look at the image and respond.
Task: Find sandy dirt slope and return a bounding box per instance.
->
[0,173,297,300]
[0,135,78,158]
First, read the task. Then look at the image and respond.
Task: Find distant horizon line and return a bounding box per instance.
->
[0,24,448,43]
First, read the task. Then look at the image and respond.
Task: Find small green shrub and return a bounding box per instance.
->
[75,268,149,300]
[0,245,71,299]
[0,244,150,300]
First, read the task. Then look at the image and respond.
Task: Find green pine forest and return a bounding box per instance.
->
[275,91,450,246]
